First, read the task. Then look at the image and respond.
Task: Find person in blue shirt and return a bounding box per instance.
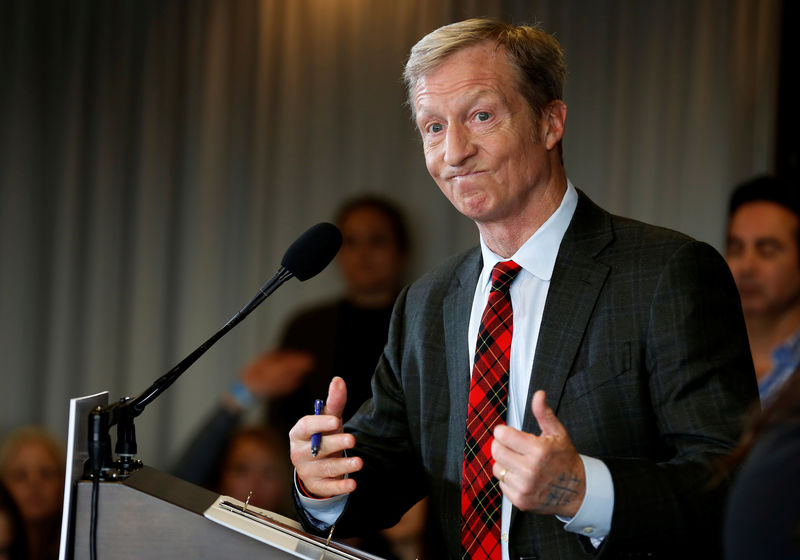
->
[726,175,800,401]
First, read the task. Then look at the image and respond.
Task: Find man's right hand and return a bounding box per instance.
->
[289,376,363,498]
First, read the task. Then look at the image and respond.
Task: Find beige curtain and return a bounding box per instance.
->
[0,0,781,469]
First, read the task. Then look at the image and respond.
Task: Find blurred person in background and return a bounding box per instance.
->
[0,427,64,560]
[264,194,412,437]
[212,426,294,518]
[0,484,27,560]
[722,366,800,558]
[726,175,800,401]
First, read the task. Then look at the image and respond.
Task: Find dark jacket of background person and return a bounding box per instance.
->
[172,297,392,489]
[0,484,27,560]
[723,367,800,559]
[267,298,394,437]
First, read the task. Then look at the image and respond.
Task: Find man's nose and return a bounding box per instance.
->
[732,249,758,276]
[443,123,476,166]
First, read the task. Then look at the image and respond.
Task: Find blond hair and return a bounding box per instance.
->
[403,18,565,121]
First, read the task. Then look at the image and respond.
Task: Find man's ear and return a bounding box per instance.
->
[542,100,567,151]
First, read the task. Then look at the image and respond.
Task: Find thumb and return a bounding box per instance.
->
[532,390,566,437]
[324,376,348,419]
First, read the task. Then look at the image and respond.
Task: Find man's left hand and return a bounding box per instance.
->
[491,390,586,517]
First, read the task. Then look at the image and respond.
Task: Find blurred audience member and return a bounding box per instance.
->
[265,194,411,436]
[0,428,64,560]
[0,483,27,560]
[213,426,293,518]
[723,366,800,558]
[726,175,800,400]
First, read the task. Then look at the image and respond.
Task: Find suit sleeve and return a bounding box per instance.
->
[293,286,430,537]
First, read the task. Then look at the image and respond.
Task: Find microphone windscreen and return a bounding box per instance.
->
[281,222,343,281]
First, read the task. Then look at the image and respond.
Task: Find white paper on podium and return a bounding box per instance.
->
[204,495,385,560]
[58,391,109,560]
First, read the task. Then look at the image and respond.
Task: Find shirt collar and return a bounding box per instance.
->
[478,180,578,288]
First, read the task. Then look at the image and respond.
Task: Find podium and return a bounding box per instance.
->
[69,466,377,559]
[73,467,293,558]
[59,393,381,559]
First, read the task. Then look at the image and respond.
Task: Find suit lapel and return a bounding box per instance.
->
[510,191,613,531]
[444,248,482,459]
[522,190,613,432]
[442,249,481,554]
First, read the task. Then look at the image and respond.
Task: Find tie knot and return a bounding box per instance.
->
[490,260,522,293]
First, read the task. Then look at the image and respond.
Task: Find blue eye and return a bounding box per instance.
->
[428,123,443,133]
[476,112,491,122]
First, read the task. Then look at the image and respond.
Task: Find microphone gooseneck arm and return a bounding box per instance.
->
[86,266,295,480]
[128,266,294,415]
[84,222,342,481]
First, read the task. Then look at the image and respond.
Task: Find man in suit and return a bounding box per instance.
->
[288,19,757,559]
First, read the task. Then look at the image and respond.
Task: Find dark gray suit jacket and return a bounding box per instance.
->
[295,191,758,559]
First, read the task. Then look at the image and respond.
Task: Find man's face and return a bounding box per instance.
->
[412,42,558,228]
[726,201,800,317]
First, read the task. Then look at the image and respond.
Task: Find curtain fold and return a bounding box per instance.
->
[0,0,781,468]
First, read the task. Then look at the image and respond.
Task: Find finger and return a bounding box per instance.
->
[304,476,358,498]
[491,427,531,473]
[492,461,509,484]
[299,454,363,481]
[493,423,526,449]
[298,456,363,497]
[321,455,362,479]
[531,390,567,437]
[324,376,348,418]
[289,414,342,442]
[309,432,357,458]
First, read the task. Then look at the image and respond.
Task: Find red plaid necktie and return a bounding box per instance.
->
[461,260,522,559]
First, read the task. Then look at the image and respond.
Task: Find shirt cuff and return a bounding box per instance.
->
[557,455,614,544]
[294,470,348,527]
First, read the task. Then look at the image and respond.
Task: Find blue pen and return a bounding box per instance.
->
[311,399,324,457]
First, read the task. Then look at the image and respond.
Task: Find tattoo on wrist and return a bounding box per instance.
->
[545,473,581,506]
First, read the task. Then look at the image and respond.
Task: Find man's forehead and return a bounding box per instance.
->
[732,201,800,224]
[412,45,516,111]
[416,41,508,83]
[729,202,800,240]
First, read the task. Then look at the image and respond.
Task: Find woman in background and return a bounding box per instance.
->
[213,426,293,518]
[0,427,64,560]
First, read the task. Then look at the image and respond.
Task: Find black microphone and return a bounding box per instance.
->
[86,222,342,479]
[282,222,343,280]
